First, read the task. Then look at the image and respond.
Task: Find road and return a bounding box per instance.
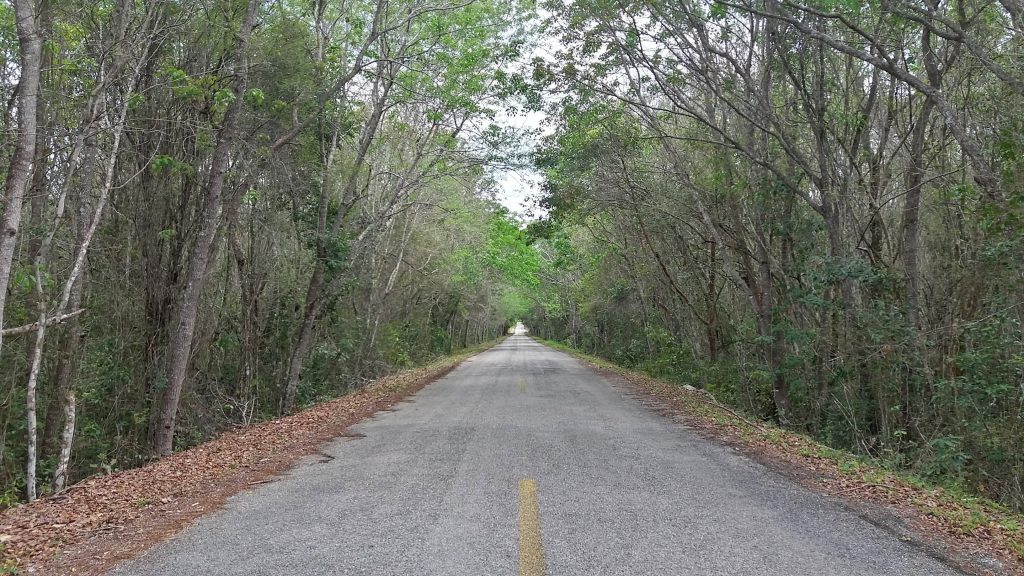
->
[112,336,962,575]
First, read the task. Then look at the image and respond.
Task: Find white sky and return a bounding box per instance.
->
[491,109,547,218]
[487,16,559,221]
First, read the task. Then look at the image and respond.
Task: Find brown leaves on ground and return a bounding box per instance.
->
[587,361,1024,576]
[0,352,476,575]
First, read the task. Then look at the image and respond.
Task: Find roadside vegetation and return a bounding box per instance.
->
[0,0,536,505]
[542,339,1024,571]
[2,0,1023,551]
[0,342,501,574]
[520,0,1024,514]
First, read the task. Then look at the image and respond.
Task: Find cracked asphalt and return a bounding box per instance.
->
[111,335,963,575]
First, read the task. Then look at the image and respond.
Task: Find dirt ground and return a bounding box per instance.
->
[0,350,481,575]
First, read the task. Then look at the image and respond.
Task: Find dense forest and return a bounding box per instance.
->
[523,0,1024,509]
[0,0,537,503]
[2,0,1023,515]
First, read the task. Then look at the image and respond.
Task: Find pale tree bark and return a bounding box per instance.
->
[0,309,85,337]
[367,206,420,349]
[43,282,85,470]
[51,390,75,491]
[0,0,43,358]
[154,0,262,456]
[24,41,143,498]
[23,282,44,500]
[41,134,96,462]
[281,67,395,413]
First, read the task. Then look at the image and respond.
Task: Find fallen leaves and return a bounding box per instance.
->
[578,355,1024,576]
[0,348,483,575]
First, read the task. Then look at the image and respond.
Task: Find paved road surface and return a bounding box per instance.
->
[113,336,962,575]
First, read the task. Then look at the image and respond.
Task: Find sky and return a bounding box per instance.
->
[495,163,544,217]
[486,17,559,221]
[489,108,561,222]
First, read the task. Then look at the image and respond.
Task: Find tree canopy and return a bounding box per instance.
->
[522,0,1024,510]
[2,0,1024,514]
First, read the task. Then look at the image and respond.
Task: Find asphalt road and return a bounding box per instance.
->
[112,336,962,575]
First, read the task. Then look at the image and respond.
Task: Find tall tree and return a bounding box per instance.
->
[0,0,42,356]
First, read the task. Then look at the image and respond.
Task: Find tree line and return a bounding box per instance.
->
[0,0,534,503]
[6,0,1023,515]
[524,0,1024,509]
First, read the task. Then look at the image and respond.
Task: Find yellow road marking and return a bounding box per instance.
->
[518,379,526,394]
[518,478,546,576]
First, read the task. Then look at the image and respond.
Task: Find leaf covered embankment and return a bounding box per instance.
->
[0,342,498,575]
[544,340,1024,576]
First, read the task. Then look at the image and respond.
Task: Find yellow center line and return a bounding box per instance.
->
[518,378,527,394]
[518,478,546,576]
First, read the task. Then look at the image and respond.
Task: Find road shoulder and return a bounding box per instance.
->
[0,341,500,576]
[540,339,1024,576]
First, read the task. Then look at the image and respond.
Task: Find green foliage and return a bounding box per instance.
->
[151,155,193,177]
[483,208,540,290]
[1,0,1021,532]
[127,92,146,109]
[0,0,538,505]
[0,558,18,575]
[524,0,1024,511]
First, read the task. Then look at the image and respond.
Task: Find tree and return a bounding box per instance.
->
[0,0,532,500]
[529,0,1024,507]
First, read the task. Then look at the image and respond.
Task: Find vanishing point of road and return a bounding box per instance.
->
[113,336,962,575]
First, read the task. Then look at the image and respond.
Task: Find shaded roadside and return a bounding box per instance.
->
[542,338,1024,576]
[0,340,501,575]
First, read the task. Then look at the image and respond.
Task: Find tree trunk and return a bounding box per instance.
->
[42,276,85,460]
[0,0,43,356]
[24,283,45,500]
[754,228,790,424]
[902,98,934,332]
[706,239,718,363]
[282,278,325,413]
[41,136,96,460]
[231,223,264,401]
[24,42,139,493]
[154,0,261,456]
[51,390,75,492]
[280,72,393,413]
